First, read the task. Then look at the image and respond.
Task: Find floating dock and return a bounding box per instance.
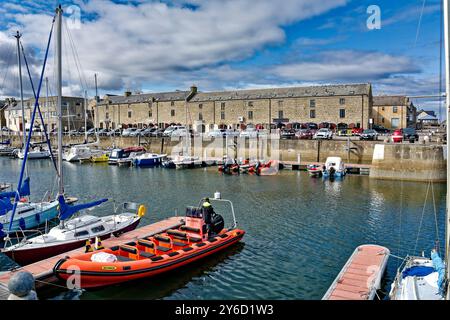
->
[282,161,372,175]
[322,244,390,300]
[0,216,184,298]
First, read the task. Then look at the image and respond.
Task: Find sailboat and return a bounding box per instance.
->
[2,6,144,265]
[389,0,450,300]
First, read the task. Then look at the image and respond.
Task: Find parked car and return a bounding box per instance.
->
[66,129,79,136]
[107,128,122,136]
[372,125,390,134]
[295,129,313,140]
[151,128,165,137]
[240,128,258,138]
[129,128,144,137]
[170,126,188,137]
[314,128,333,139]
[140,127,156,137]
[401,127,419,142]
[392,129,403,143]
[352,128,363,136]
[163,125,185,137]
[207,129,227,138]
[280,129,296,139]
[97,128,109,136]
[359,129,378,141]
[86,128,97,136]
[122,128,138,137]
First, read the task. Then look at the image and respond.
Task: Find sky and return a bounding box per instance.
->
[0,0,445,118]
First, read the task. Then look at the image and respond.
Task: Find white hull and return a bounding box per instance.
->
[18,150,50,159]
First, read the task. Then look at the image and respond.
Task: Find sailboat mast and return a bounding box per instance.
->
[94,73,99,130]
[444,0,450,300]
[56,5,64,196]
[46,77,49,129]
[14,31,25,149]
[84,90,88,142]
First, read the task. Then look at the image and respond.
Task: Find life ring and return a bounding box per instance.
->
[138,205,146,217]
[19,197,27,203]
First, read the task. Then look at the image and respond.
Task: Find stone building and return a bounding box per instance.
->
[3,96,90,132]
[372,96,416,129]
[95,83,374,131]
[0,100,6,130]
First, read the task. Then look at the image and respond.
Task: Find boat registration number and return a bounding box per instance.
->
[102,266,117,271]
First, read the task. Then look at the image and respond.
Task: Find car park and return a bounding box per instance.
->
[359,129,378,140]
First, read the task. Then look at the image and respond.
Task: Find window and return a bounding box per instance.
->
[171,101,175,106]
[171,110,175,117]
[221,102,225,110]
[149,111,152,118]
[278,100,283,107]
[382,117,385,123]
[74,230,89,237]
[310,99,316,108]
[382,107,385,111]
[339,109,346,118]
[391,118,400,128]
[105,112,109,119]
[221,112,225,120]
[91,225,106,233]
[310,110,316,118]
[340,98,345,105]
[248,111,253,120]
[106,105,109,110]
[278,110,284,119]
[393,106,398,113]
[199,104,203,109]
[248,101,253,107]
[199,113,203,121]
[128,111,132,118]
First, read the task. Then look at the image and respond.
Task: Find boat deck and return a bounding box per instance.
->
[0,216,184,297]
[322,244,390,300]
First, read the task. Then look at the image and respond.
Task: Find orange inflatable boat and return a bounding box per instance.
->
[53,200,245,288]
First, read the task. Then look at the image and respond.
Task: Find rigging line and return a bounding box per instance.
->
[414,0,427,48]
[414,180,431,253]
[0,43,15,92]
[64,19,89,92]
[8,14,56,232]
[20,40,58,173]
[440,0,444,122]
[431,177,441,249]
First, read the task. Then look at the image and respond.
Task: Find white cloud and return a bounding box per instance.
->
[272,50,420,82]
[1,0,348,97]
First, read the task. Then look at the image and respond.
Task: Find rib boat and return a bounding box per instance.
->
[53,193,245,288]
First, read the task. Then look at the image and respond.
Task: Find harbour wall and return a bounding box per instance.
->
[6,135,446,181]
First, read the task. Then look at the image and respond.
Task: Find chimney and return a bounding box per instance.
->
[186,85,198,101]
[190,85,197,94]
[124,91,132,97]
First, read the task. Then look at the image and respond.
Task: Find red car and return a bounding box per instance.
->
[352,128,363,136]
[295,129,314,139]
[392,129,403,143]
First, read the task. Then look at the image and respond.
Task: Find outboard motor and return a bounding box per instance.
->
[209,213,225,235]
[329,166,336,177]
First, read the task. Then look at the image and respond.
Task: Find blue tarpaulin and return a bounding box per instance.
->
[401,266,435,279]
[0,198,13,216]
[431,251,445,292]
[57,194,108,221]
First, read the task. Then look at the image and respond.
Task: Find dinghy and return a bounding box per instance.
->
[53,193,245,288]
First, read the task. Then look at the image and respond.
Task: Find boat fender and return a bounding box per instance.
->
[95,237,104,250]
[19,197,27,203]
[85,239,93,253]
[138,205,146,217]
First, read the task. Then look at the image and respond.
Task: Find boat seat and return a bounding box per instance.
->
[167,229,187,237]
[139,251,155,259]
[172,241,188,247]
[156,245,171,253]
[138,239,155,248]
[116,255,134,262]
[180,225,201,233]
[120,245,138,254]
[154,235,171,243]
[189,236,202,243]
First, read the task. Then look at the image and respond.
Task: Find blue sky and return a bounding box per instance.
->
[0,0,444,117]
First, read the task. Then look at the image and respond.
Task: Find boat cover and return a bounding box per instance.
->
[0,198,13,216]
[0,177,31,199]
[402,266,435,279]
[431,251,445,291]
[58,194,108,220]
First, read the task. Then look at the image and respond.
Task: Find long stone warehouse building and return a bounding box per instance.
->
[94,83,416,132]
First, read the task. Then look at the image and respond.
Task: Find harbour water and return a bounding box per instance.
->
[0,157,446,300]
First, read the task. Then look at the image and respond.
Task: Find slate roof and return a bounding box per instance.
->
[373,96,408,106]
[98,91,191,105]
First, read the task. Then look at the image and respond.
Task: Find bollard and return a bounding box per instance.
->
[7,271,38,300]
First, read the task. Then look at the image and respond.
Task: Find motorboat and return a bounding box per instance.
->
[17,147,50,160]
[108,147,145,165]
[64,145,103,162]
[1,199,144,266]
[307,164,323,177]
[322,157,346,178]
[53,193,245,288]
[133,153,167,167]
[258,160,279,176]
[172,155,203,169]
[90,153,109,163]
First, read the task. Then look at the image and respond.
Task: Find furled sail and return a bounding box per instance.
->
[57,194,108,221]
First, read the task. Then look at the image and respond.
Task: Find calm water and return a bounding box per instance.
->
[0,157,446,300]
